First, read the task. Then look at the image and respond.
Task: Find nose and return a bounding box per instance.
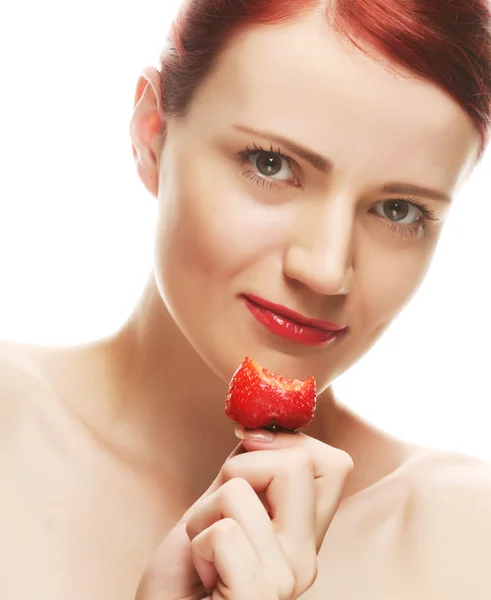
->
[283,198,354,296]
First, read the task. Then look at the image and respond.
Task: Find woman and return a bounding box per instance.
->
[1,0,491,598]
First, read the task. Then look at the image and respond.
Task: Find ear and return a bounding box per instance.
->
[129,66,166,198]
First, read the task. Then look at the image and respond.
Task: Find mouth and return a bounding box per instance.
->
[242,294,347,347]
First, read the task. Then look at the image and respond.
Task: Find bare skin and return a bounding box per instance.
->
[2,10,491,600]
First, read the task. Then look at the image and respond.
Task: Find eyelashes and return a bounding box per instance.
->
[234,142,439,238]
[371,196,438,238]
[235,143,300,188]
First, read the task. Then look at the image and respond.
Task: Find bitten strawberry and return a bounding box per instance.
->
[225,356,316,432]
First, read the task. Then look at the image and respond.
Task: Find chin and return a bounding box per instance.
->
[197,330,339,391]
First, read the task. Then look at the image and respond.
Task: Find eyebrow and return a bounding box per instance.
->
[380,183,451,203]
[234,124,331,173]
[233,124,452,203]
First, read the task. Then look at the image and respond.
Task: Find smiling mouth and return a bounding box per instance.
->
[242,295,347,347]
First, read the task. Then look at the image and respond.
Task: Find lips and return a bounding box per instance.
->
[242,294,347,347]
[245,294,345,331]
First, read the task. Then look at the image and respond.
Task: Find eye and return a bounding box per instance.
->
[249,150,293,181]
[235,143,301,190]
[373,199,423,225]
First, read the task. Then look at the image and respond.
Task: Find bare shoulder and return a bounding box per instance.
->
[400,449,491,599]
[0,340,57,437]
[0,340,54,391]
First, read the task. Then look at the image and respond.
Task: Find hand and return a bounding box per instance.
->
[136,430,353,600]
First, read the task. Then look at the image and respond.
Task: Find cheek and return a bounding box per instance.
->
[334,236,438,375]
[358,238,438,329]
[151,159,294,381]
[153,162,287,306]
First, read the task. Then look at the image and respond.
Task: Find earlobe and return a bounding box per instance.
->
[130,67,165,198]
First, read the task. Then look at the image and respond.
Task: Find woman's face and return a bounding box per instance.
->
[148,12,479,389]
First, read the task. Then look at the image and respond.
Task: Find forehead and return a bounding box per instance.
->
[187,11,479,192]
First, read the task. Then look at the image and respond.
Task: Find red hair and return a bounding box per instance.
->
[159,0,491,162]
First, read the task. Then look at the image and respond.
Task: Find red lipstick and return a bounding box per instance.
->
[242,294,346,347]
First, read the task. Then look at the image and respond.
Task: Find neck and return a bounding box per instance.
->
[98,276,347,501]
[52,275,405,508]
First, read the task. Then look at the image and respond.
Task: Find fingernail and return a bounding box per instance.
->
[234,426,275,443]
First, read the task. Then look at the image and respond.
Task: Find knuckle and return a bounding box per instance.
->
[325,447,354,473]
[190,517,241,553]
[286,447,312,472]
[212,517,241,548]
[220,476,251,505]
[336,449,355,472]
[220,454,241,482]
[216,516,240,537]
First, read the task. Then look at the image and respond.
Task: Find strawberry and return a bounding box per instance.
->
[225,356,316,432]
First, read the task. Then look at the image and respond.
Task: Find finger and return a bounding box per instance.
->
[218,448,317,592]
[236,428,354,550]
[186,477,291,594]
[221,448,315,543]
[191,518,280,600]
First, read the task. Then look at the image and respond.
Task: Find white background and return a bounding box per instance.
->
[1,1,490,460]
